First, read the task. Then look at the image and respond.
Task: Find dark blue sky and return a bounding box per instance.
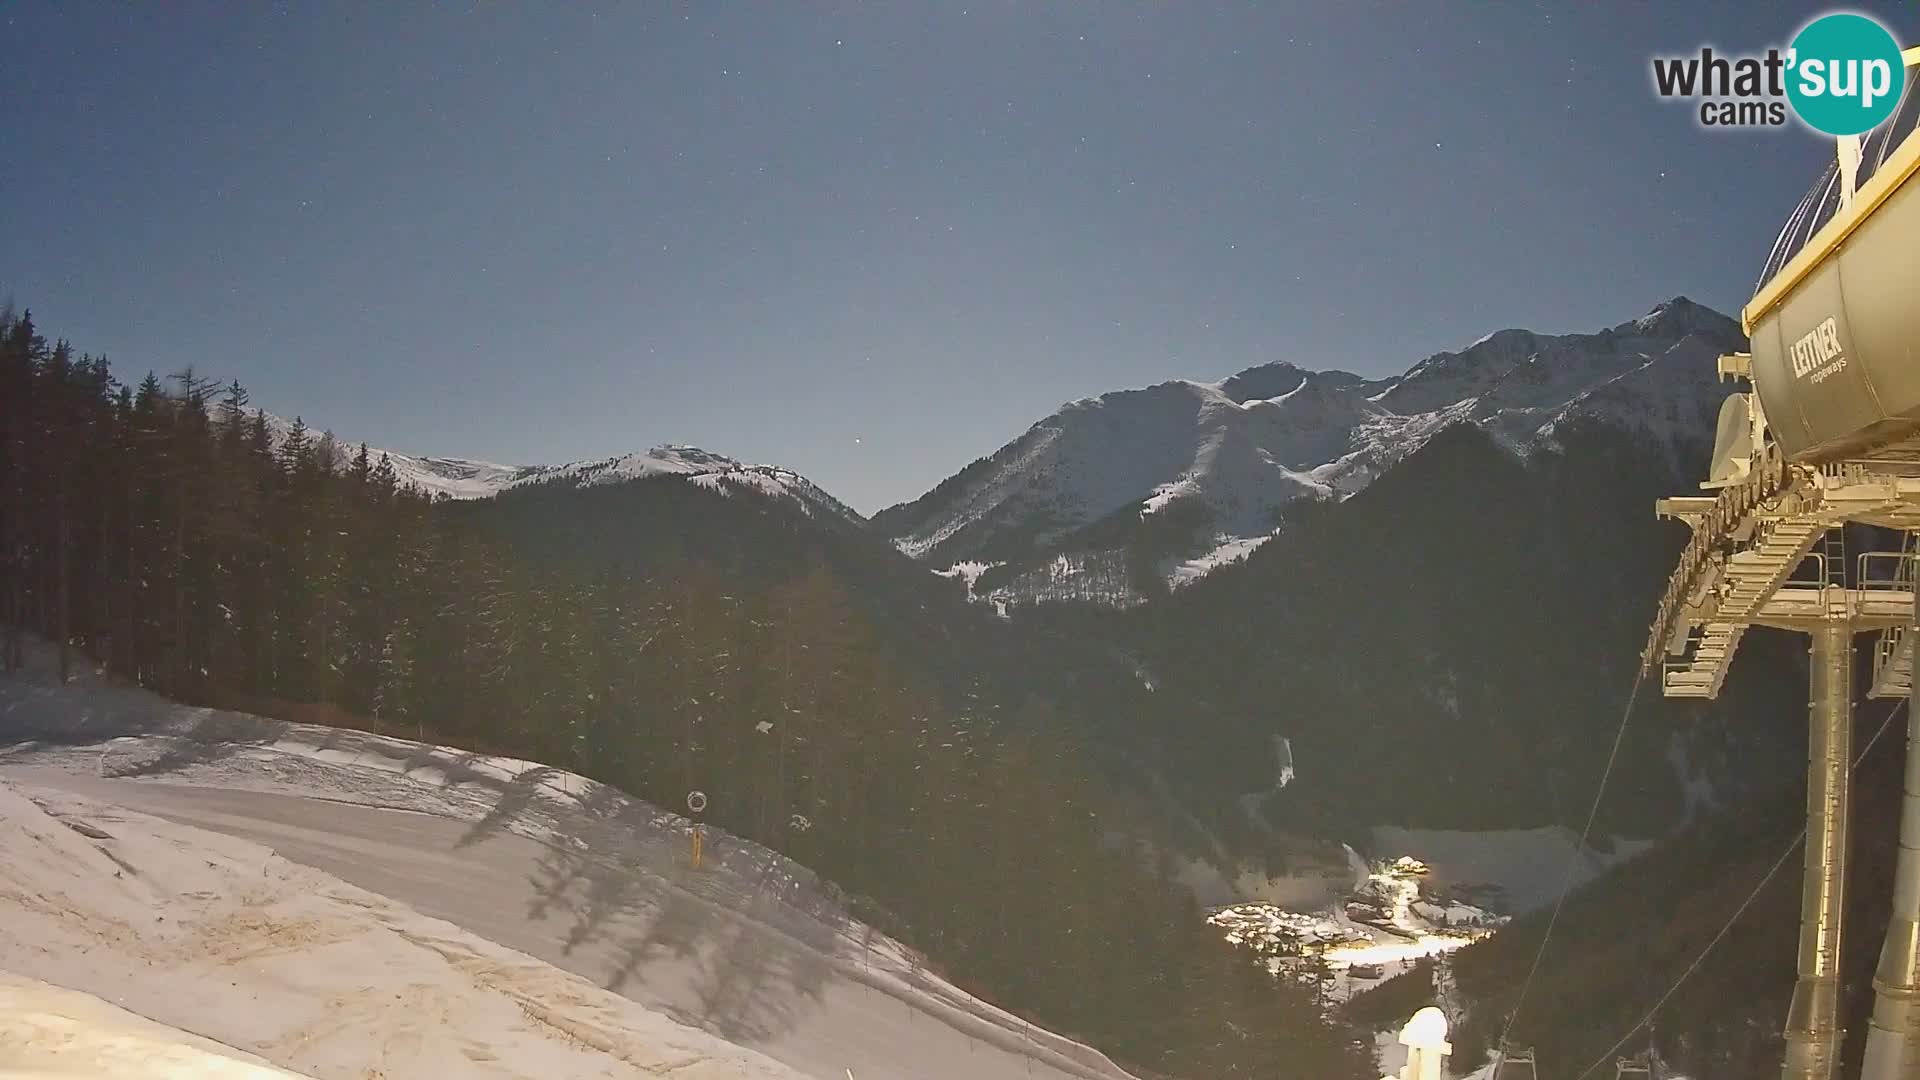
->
[4,2,1913,512]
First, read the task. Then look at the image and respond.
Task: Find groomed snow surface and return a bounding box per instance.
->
[0,646,1135,1080]
[0,776,811,1079]
[0,972,311,1078]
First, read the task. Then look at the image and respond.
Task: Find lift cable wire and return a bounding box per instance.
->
[1568,697,1909,1080]
[1496,671,1648,1055]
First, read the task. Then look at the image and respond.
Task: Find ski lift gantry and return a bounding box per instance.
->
[1644,47,1920,1080]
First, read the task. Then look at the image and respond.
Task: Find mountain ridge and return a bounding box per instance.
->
[875,296,1743,605]
[256,411,865,526]
[269,295,1740,606]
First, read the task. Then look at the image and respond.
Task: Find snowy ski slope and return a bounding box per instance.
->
[0,651,1135,1080]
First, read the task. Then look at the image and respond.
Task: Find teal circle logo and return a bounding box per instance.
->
[1786,13,1906,136]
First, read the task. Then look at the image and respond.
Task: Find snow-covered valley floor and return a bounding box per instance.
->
[0,653,1136,1080]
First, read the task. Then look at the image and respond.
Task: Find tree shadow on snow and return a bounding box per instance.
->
[685,859,834,1046]
[453,764,558,850]
[515,784,831,1046]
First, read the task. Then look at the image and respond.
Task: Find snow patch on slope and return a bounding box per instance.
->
[934,560,1005,601]
[1169,533,1276,587]
[973,550,1144,610]
[1235,735,1295,833]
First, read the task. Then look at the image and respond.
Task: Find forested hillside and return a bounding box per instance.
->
[0,309,1375,1079]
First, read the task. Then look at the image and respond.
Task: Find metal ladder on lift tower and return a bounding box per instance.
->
[1819,526,1848,589]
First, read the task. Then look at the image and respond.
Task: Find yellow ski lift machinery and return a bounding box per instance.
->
[1644,45,1920,1080]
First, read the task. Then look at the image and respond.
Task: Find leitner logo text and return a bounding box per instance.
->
[1791,317,1848,383]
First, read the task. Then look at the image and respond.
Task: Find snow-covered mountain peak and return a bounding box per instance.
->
[881,299,1746,603]
[1377,329,1545,416]
[256,411,522,498]
[252,413,859,523]
[1215,362,1309,404]
[514,444,745,484]
[651,444,748,471]
[1620,295,1735,339]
